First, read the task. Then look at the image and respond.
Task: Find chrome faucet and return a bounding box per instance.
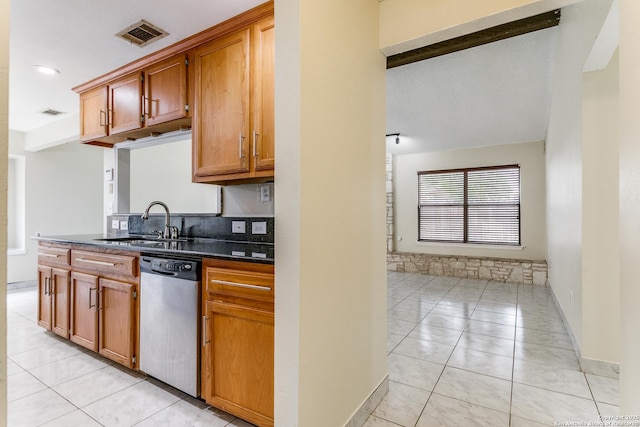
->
[141,201,178,239]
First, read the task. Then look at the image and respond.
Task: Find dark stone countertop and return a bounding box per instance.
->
[35,234,274,264]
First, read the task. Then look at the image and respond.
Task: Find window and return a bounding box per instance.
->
[418,165,520,245]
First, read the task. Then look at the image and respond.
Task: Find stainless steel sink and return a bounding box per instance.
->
[94,236,189,244]
[94,237,148,242]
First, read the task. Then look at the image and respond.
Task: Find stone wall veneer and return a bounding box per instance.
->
[386,154,394,252]
[387,252,548,285]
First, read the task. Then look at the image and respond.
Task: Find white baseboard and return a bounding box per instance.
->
[345,375,389,427]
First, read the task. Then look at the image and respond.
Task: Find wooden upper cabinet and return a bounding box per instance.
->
[79,86,108,142]
[79,73,142,145]
[252,16,275,172]
[145,54,189,126]
[193,28,251,178]
[109,72,143,135]
[74,0,275,181]
[193,14,275,183]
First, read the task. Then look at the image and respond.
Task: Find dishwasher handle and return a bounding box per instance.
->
[147,268,179,277]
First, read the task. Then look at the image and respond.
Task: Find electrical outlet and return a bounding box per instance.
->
[232,221,246,234]
[252,221,267,235]
[120,221,128,230]
[111,220,120,230]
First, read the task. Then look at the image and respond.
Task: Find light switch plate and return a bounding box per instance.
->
[232,221,246,234]
[120,221,128,230]
[111,220,120,230]
[260,185,271,202]
[252,221,267,235]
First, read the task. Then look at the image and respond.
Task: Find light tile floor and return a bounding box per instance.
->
[365,272,620,427]
[6,286,253,427]
[6,274,621,427]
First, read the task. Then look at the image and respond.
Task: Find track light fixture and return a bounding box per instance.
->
[386,133,400,144]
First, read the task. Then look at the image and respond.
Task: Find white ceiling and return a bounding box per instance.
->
[9,0,265,132]
[10,2,559,156]
[386,26,559,155]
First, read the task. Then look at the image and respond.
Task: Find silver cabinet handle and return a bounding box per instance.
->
[75,258,116,267]
[99,110,106,126]
[202,316,209,347]
[44,277,50,296]
[89,287,97,309]
[141,95,147,118]
[209,279,271,292]
[39,252,59,258]
[253,131,259,157]
[239,133,245,159]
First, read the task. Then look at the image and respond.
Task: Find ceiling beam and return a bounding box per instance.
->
[386,9,561,69]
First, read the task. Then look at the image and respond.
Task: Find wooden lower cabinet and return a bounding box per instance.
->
[38,265,70,339]
[202,301,274,426]
[98,278,136,368]
[70,272,137,368]
[202,259,275,427]
[70,271,99,351]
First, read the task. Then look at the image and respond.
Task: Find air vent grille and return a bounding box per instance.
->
[116,20,168,47]
[40,108,65,116]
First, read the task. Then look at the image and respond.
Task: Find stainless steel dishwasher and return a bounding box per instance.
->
[139,255,201,397]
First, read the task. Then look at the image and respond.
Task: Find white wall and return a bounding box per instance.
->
[619,0,640,413]
[275,0,388,425]
[128,139,222,213]
[545,0,612,358]
[582,49,620,366]
[7,132,103,282]
[7,154,25,250]
[1,0,9,417]
[395,141,546,260]
[106,138,274,218]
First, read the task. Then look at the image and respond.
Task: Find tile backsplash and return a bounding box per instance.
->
[107,214,274,243]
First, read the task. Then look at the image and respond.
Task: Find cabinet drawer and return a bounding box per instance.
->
[72,250,137,278]
[206,267,274,302]
[38,246,71,267]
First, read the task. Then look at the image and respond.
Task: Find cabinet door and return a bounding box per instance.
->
[109,72,143,135]
[37,265,52,331]
[202,300,274,427]
[79,86,108,142]
[70,271,99,352]
[251,16,275,172]
[145,54,188,126]
[98,278,136,368]
[51,268,70,339]
[193,28,251,178]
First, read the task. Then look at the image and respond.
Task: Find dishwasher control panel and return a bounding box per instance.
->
[140,256,200,281]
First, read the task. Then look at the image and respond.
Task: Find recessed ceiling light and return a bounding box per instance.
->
[34,65,60,75]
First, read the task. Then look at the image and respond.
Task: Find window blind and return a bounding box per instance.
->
[418,165,520,245]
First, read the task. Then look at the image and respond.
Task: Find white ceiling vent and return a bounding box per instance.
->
[40,108,65,116]
[116,20,168,47]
